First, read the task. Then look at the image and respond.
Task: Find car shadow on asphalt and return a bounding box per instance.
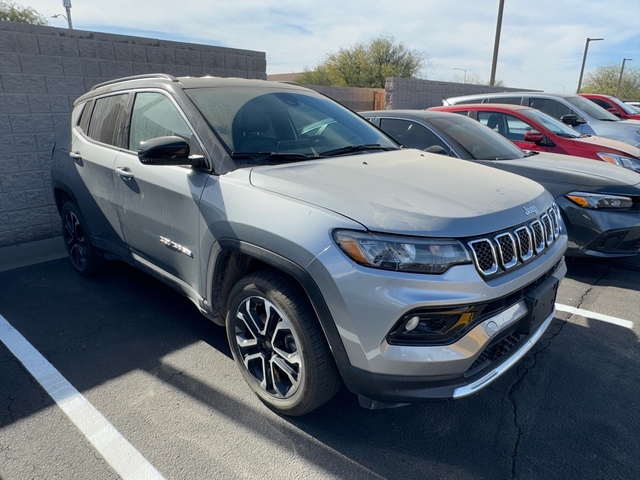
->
[1,257,638,479]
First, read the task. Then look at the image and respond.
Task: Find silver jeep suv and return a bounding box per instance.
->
[51,74,567,416]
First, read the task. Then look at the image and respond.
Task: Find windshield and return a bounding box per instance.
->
[428,115,526,160]
[565,95,620,121]
[521,109,582,138]
[186,86,398,164]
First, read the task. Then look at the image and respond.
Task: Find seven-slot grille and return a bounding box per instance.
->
[468,205,561,277]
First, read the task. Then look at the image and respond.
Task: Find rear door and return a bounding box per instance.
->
[70,94,130,257]
[113,90,209,296]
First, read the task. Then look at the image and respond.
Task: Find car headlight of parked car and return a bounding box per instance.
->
[597,152,640,172]
[566,192,634,209]
[333,230,472,274]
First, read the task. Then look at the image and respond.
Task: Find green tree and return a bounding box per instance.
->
[0,1,48,25]
[581,64,640,99]
[298,36,428,88]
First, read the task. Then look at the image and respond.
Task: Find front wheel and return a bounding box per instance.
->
[226,270,341,416]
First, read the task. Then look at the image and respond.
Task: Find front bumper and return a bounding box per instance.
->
[308,234,567,404]
[336,261,565,404]
[559,198,640,258]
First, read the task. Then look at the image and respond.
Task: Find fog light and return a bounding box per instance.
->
[405,316,420,332]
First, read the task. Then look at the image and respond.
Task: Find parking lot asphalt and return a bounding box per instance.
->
[1,239,639,479]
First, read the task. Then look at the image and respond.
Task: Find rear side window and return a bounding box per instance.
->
[527,98,572,119]
[478,112,532,141]
[87,94,129,147]
[379,118,450,153]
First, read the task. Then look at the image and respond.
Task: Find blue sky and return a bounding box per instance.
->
[25,0,640,94]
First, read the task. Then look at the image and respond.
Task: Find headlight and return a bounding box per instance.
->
[565,192,633,209]
[332,230,471,274]
[597,152,640,172]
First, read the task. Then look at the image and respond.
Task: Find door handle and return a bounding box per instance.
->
[69,151,83,165]
[115,167,135,180]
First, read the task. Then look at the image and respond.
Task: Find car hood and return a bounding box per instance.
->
[571,135,640,158]
[249,149,550,237]
[485,152,640,198]
[585,119,640,148]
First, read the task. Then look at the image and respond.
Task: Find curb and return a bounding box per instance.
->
[0,237,67,273]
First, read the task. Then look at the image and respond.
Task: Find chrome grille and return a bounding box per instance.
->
[514,226,533,261]
[468,205,561,277]
[541,214,554,245]
[494,233,517,269]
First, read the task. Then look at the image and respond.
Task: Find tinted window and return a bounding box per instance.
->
[87,94,129,147]
[589,98,611,110]
[527,98,573,120]
[379,118,450,153]
[129,92,193,151]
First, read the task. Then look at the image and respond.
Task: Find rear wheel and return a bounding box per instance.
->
[226,270,341,416]
[61,201,106,277]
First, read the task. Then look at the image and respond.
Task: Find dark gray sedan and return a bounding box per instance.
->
[361,109,640,258]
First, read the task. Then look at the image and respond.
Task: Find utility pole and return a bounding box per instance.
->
[489,0,504,87]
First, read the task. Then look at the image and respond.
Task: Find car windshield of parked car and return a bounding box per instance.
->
[565,95,620,121]
[521,109,582,138]
[186,86,398,164]
[428,116,526,160]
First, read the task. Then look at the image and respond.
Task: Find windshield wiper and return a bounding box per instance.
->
[524,151,539,157]
[319,144,396,157]
[231,151,315,163]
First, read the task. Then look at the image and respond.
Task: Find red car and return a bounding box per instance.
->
[431,103,640,172]
[580,94,640,120]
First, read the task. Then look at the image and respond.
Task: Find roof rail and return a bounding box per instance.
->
[90,73,178,91]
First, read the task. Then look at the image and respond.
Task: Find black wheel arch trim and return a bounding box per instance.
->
[206,238,352,378]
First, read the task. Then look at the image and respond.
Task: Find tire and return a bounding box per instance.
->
[61,201,106,277]
[226,270,341,416]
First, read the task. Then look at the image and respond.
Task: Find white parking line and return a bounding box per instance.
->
[0,315,165,480]
[555,303,634,329]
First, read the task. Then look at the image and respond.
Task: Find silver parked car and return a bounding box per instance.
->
[444,92,640,148]
[51,74,567,415]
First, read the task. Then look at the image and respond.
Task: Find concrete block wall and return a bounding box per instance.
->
[307,85,385,112]
[384,77,536,110]
[0,21,267,248]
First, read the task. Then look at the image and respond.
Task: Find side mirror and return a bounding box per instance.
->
[523,130,544,144]
[138,136,192,166]
[560,114,586,126]
[607,108,622,117]
[423,145,449,155]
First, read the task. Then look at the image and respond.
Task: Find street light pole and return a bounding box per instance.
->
[576,37,603,93]
[62,0,73,29]
[616,58,632,97]
[489,0,505,87]
[453,68,467,83]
